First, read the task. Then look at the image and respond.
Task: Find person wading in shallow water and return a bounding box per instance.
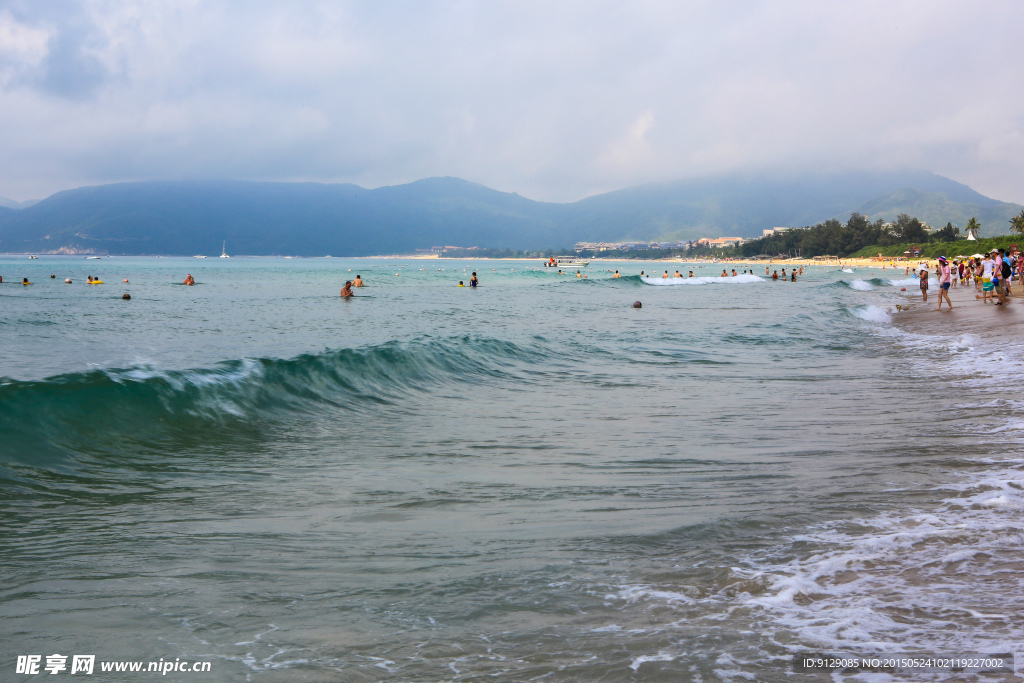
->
[934,256,953,311]
[340,281,354,297]
[919,267,929,303]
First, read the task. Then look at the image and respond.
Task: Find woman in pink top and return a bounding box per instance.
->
[935,256,953,311]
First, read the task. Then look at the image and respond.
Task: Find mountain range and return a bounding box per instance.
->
[0,171,1020,255]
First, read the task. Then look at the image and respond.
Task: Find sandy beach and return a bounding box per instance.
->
[892,276,1022,339]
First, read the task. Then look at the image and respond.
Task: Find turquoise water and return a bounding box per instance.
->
[2,256,1022,681]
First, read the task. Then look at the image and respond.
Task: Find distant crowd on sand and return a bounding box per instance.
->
[912,248,1021,312]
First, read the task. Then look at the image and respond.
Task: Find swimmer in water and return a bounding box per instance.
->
[772,270,779,280]
[470,272,478,287]
[721,270,728,277]
[182,274,195,286]
[688,271,694,277]
[663,271,669,278]
[576,270,582,278]
[22,277,30,285]
[731,269,737,277]
[458,280,465,286]
[613,270,620,278]
[674,270,682,277]
[353,275,364,287]
[791,270,797,281]
[340,281,354,297]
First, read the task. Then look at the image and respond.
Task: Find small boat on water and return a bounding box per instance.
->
[220,241,230,258]
[543,257,590,268]
[193,255,207,259]
[29,254,38,259]
[85,256,101,260]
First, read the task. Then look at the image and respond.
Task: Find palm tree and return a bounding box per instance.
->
[1010,209,1024,235]
[965,217,981,240]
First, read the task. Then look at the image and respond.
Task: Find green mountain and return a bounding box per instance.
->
[0,171,1018,255]
[855,187,1018,233]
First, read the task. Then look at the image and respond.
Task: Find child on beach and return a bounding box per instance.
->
[919,268,929,303]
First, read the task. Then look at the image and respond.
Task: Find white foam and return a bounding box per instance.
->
[848,305,892,324]
[629,651,678,671]
[641,273,763,285]
[842,268,855,273]
[848,279,874,291]
[885,277,921,287]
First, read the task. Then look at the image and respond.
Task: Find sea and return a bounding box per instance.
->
[1,256,1022,682]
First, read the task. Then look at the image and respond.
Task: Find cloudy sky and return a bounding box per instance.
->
[0,0,1021,203]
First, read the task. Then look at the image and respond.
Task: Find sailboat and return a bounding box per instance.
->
[220,241,230,258]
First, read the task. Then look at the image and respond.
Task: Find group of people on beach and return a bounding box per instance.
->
[915,248,1019,310]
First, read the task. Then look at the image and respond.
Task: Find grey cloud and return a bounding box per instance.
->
[0,1,1021,204]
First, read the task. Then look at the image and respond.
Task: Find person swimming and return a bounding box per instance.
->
[340,281,354,297]
[458,280,465,286]
[353,275,364,287]
[688,271,694,277]
[721,270,728,277]
[731,269,737,276]
[772,270,779,280]
[674,270,682,277]
[22,277,30,285]
[471,272,478,287]
[613,270,620,278]
[182,274,195,286]
[663,271,669,278]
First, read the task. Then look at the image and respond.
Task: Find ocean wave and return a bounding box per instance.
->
[0,336,542,466]
[640,273,763,286]
[845,305,893,324]
[734,459,1024,658]
[885,277,921,287]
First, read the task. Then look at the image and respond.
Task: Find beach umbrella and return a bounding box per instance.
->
[972,253,984,258]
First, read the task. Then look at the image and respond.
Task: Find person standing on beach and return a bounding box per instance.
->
[993,250,1008,305]
[919,267,929,303]
[999,249,1012,298]
[978,253,995,303]
[935,256,953,311]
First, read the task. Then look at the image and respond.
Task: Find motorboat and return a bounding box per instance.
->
[193,255,207,259]
[543,257,590,268]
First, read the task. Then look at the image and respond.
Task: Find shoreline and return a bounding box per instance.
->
[890,277,1022,340]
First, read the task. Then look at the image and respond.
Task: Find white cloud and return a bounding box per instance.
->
[0,0,1021,204]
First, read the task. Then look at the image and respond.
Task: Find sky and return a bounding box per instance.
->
[0,0,1021,204]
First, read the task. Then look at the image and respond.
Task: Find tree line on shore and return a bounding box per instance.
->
[734,209,1024,259]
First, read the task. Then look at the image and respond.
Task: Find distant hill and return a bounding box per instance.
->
[0,172,1018,255]
[855,187,1016,232]
[0,196,40,209]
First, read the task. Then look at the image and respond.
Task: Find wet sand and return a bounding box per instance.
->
[892,279,1023,340]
